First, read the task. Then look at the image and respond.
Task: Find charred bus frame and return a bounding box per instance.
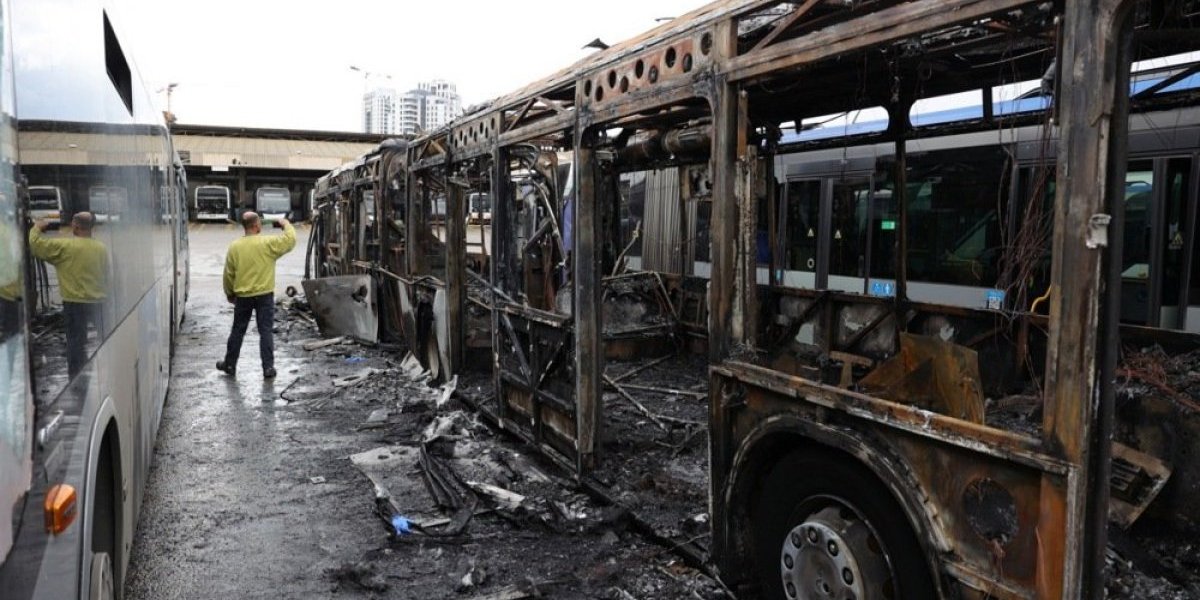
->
[310,1,1198,597]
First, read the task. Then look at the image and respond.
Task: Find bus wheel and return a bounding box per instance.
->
[89,552,114,600]
[753,451,936,600]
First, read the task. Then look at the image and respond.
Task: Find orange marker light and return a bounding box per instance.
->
[44,484,77,535]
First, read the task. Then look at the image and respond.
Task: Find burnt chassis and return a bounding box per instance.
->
[309,140,482,375]
[327,0,1193,597]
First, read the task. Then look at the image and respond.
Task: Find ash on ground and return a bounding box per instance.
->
[275,300,727,599]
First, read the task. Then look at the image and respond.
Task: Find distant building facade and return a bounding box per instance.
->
[362,87,399,135]
[398,79,463,135]
[361,79,463,136]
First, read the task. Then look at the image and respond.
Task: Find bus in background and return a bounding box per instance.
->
[194,184,231,221]
[87,185,127,223]
[254,186,291,223]
[0,2,189,599]
[27,186,63,222]
[467,191,491,224]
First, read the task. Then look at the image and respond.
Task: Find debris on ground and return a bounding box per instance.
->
[306,324,728,597]
[326,561,388,593]
[301,335,344,351]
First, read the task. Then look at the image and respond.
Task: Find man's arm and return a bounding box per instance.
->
[222,250,236,302]
[28,221,65,264]
[266,218,296,259]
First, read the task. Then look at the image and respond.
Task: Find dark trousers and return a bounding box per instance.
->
[224,293,275,371]
[64,301,104,379]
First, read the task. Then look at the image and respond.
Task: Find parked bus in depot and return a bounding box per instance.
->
[305,1,1198,598]
[86,185,127,223]
[0,2,189,599]
[194,184,231,222]
[26,186,63,223]
[255,186,292,222]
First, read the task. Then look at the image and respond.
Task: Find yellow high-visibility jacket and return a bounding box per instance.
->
[28,227,107,303]
[223,222,296,298]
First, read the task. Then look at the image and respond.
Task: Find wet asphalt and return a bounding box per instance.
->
[124,223,382,599]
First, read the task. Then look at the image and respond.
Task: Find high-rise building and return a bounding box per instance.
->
[362,87,399,135]
[397,94,422,136]
[397,79,463,135]
[361,79,463,136]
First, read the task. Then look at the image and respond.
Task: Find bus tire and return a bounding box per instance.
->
[88,552,114,600]
[752,450,936,600]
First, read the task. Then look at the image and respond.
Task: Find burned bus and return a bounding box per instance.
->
[303,1,1198,597]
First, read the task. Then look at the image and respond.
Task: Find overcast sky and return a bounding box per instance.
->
[114,0,701,132]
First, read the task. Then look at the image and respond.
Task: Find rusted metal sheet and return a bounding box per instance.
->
[1108,442,1171,528]
[302,275,378,344]
[858,333,986,424]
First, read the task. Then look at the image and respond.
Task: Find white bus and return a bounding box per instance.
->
[193,184,231,221]
[86,185,127,223]
[0,4,188,599]
[27,185,63,222]
[254,186,291,222]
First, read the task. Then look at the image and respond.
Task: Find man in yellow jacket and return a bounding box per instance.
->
[217,211,295,378]
[29,212,108,378]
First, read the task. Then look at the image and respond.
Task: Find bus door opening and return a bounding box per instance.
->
[1121,157,1197,331]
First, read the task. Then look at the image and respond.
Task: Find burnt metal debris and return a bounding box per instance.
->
[303,1,1200,598]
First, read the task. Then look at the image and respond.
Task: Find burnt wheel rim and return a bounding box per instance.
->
[780,501,895,600]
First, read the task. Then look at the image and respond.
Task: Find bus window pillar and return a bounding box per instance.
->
[445,164,465,375]
[1178,157,1199,330]
[573,130,602,472]
[1041,1,1133,597]
[707,17,740,580]
[736,91,757,347]
[709,31,745,363]
[885,92,914,304]
[489,146,511,425]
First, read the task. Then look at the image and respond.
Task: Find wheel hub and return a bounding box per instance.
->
[780,506,891,599]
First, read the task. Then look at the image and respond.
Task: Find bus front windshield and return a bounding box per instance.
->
[256,189,291,214]
[28,188,59,210]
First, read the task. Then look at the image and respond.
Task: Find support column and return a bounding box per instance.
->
[573,133,602,472]
[406,170,422,276]
[708,16,740,581]
[237,168,247,214]
[1039,1,1131,597]
[737,140,758,346]
[709,26,741,364]
[445,168,465,375]
[490,147,510,424]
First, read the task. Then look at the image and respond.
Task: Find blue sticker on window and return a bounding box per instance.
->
[985,289,1005,310]
[869,281,896,297]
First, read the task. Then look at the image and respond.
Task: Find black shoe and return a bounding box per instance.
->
[263,367,276,379]
[216,360,235,376]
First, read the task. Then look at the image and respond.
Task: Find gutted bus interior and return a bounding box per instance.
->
[305,1,1198,597]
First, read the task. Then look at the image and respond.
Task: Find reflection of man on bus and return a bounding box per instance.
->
[0,214,22,341]
[29,212,108,378]
[217,211,295,379]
